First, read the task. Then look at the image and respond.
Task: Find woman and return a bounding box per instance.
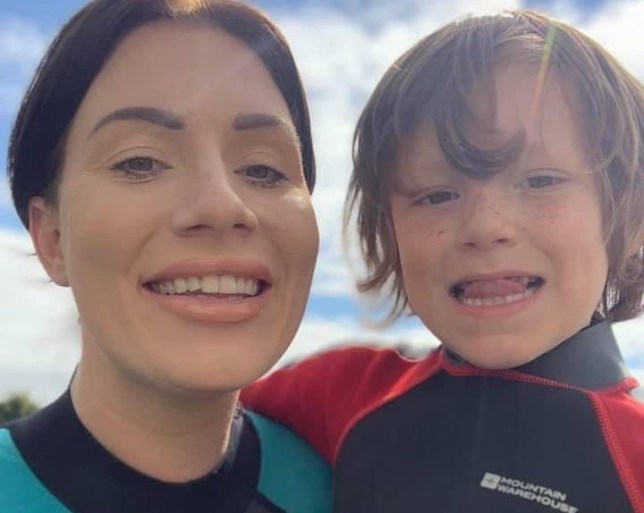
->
[1,1,330,512]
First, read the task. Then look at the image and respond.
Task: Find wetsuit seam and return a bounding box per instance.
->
[588,393,644,513]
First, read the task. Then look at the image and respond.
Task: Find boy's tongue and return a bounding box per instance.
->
[460,278,526,299]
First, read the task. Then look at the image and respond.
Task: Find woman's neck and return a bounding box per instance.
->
[70,358,238,483]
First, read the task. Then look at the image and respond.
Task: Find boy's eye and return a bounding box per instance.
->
[518,173,566,190]
[416,190,460,205]
[111,156,170,179]
[235,164,287,187]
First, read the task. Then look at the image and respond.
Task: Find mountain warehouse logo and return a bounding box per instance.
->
[480,473,579,513]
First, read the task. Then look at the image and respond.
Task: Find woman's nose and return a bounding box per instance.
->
[171,159,259,238]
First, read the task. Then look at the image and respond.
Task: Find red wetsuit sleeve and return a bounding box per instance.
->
[241,346,442,464]
[592,387,644,512]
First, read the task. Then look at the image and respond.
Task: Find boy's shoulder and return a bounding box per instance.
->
[244,410,332,513]
[284,343,442,389]
[589,381,644,497]
[241,344,443,463]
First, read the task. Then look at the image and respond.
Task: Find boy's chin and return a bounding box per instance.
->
[443,336,561,370]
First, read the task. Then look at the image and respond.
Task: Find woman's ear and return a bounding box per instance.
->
[28,196,69,287]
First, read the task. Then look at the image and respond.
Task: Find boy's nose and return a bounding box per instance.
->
[457,189,517,251]
[171,158,258,238]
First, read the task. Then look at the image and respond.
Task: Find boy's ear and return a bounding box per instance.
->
[28,197,69,287]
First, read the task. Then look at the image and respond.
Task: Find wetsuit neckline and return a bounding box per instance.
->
[444,321,631,390]
[517,321,631,389]
[8,390,261,513]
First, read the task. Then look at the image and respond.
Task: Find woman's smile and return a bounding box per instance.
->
[141,258,274,324]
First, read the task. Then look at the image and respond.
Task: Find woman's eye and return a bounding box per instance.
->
[416,190,459,205]
[111,156,169,179]
[236,164,287,187]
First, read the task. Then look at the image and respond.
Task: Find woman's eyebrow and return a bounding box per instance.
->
[89,106,184,138]
[88,109,299,144]
[233,112,300,146]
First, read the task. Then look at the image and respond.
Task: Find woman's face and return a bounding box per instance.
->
[30,21,318,395]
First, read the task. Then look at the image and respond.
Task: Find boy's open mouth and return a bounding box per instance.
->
[449,276,545,307]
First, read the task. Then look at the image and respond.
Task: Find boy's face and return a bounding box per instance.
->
[390,64,608,369]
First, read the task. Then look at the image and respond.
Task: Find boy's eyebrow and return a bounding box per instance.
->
[521,141,562,165]
[390,163,453,193]
[399,155,454,178]
[89,106,184,138]
[232,112,300,145]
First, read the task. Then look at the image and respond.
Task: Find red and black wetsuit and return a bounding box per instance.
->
[242,321,644,513]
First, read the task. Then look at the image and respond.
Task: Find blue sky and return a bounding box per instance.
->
[1,0,643,402]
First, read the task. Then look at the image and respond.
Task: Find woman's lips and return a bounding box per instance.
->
[142,280,272,324]
[140,258,274,324]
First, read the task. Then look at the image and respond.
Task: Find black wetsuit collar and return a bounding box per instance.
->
[517,321,631,390]
[445,321,631,390]
[8,390,261,513]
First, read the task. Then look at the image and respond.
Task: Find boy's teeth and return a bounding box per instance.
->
[451,275,543,299]
[459,286,537,306]
[150,275,261,296]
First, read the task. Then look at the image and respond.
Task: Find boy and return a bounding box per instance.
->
[242,9,644,513]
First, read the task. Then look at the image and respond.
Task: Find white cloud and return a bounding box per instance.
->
[613,318,644,375]
[581,0,644,79]
[0,18,48,69]
[538,0,644,81]
[0,181,12,209]
[0,231,79,404]
[0,18,49,116]
[0,18,50,208]
[283,314,437,364]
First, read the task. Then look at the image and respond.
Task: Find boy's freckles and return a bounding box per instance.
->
[528,201,562,225]
[390,64,608,370]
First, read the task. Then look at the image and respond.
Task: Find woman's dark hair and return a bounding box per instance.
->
[8,0,315,227]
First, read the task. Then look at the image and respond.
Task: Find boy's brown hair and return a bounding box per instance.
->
[346,9,644,322]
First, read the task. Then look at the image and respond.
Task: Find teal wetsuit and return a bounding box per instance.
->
[0,390,331,513]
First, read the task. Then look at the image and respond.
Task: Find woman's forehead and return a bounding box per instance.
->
[65,21,293,146]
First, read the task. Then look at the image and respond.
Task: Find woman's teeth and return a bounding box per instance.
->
[149,275,261,296]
